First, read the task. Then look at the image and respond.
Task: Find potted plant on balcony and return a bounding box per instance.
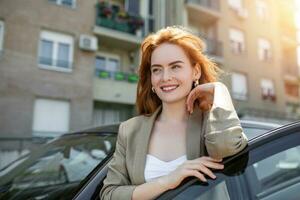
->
[98,1,112,18]
[128,14,144,34]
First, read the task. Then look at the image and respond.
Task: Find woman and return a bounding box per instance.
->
[100,26,248,200]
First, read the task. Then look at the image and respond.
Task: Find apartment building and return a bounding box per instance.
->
[0,0,157,162]
[0,0,299,143]
[164,0,300,123]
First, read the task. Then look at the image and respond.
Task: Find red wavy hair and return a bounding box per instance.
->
[136,26,221,116]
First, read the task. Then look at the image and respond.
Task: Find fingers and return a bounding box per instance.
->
[186,87,214,113]
[186,163,216,179]
[185,169,207,182]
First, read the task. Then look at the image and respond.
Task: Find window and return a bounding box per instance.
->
[95,53,120,78]
[229,28,245,54]
[256,0,268,20]
[48,0,76,8]
[38,30,74,72]
[144,0,155,36]
[258,38,272,61]
[32,98,70,137]
[228,0,243,10]
[231,72,248,100]
[261,78,276,102]
[93,102,133,126]
[0,20,4,54]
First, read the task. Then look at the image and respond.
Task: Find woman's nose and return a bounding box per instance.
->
[162,70,172,81]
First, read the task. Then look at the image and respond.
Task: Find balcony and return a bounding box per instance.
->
[185,0,220,26]
[283,63,299,83]
[93,69,138,104]
[94,2,145,51]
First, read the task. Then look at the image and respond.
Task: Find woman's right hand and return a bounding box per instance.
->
[158,156,224,190]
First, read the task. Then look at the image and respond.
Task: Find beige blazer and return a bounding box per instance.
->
[100,82,248,200]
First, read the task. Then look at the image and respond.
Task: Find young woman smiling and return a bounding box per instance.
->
[100,26,248,200]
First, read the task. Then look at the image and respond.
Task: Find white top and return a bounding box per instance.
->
[144,154,187,182]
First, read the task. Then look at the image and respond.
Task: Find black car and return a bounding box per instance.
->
[3,120,299,200]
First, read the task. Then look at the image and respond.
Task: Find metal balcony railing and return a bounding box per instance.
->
[200,36,223,57]
[95,2,146,36]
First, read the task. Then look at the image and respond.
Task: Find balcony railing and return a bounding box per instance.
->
[95,2,145,36]
[95,69,139,83]
[200,36,223,57]
[186,0,220,11]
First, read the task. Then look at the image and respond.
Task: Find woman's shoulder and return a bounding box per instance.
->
[120,114,148,130]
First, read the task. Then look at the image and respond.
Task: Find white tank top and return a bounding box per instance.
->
[144,154,187,182]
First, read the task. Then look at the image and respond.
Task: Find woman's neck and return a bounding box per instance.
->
[158,99,189,123]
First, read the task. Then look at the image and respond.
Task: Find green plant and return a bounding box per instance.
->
[115,72,125,81]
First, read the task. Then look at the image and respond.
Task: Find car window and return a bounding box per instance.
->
[0,133,116,200]
[247,145,300,200]
[243,127,271,139]
[157,127,300,200]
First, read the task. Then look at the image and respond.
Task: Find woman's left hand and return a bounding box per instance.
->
[186,82,215,114]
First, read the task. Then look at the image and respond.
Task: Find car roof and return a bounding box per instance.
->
[240,120,280,129]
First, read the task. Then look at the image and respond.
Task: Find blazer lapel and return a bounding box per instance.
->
[186,107,203,160]
[134,105,162,184]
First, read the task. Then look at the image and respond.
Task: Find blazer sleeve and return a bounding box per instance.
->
[204,82,248,159]
[99,122,137,200]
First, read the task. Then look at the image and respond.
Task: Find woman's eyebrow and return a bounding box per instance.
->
[151,60,184,68]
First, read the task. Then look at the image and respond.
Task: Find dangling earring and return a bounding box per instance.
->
[193,79,199,87]
[151,86,156,93]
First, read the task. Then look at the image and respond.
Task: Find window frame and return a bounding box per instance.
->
[229,28,246,55]
[231,72,248,101]
[48,0,77,9]
[256,0,268,21]
[38,30,74,73]
[258,37,272,61]
[95,52,121,77]
[32,98,70,137]
[0,20,4,54]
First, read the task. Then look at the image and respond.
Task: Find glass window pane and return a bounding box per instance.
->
[127,0,140,14]
[40,40,53,66]
[61,0,73,6]
[95,56,106,71]
[57,43,70,68]
[107,58,119,72]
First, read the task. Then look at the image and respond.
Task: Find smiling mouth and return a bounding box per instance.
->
[160,85,179,92]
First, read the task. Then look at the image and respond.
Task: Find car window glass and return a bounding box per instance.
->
[243,127,270,139]
[250,145,300,200]
[0,134,116,200]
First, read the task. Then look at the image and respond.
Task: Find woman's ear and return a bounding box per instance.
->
[193,63,201,80]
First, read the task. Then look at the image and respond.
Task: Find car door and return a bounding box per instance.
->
[155,122,300,200]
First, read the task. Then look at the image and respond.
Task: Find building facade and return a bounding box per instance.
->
[166,0,300,124]
[0,0,299,157]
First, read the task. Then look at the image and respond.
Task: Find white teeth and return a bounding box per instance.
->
[161,86,178,91]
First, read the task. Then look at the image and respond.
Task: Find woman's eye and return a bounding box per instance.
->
[152,68,160,73]
[172,65,181,69]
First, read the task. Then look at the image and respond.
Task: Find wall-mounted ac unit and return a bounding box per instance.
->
[79,35,98,51]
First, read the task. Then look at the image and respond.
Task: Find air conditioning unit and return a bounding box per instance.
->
[79,35,98,51]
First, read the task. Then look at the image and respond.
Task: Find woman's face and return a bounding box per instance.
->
[150,43,200,104]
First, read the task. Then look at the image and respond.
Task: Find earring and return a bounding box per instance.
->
[193,79,199,87]
[151,86,156,93]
